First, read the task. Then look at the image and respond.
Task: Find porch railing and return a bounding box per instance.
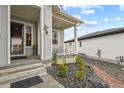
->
[65,45,75,54]
[52,45,75,55]
[52,46,64,55]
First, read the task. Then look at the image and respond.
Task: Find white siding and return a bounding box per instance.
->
[0,5,10,66]
[65,33,124,60]
[80,33,124,60]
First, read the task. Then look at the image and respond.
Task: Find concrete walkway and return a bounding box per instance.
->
[32,74,64,88]
[94,66,124,88]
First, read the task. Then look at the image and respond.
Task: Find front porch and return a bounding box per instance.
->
[10,5,41,60]
[52,7,83,55]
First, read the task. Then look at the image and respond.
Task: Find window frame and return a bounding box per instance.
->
[52,31,59,45]
[25,24,33,48]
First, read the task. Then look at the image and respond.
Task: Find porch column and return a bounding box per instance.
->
[74,25,78,55]
[40,6,44,60]
[0,5,10,66]
[62,30,65,56]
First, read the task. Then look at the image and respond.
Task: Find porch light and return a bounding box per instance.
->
[44,24,49,35]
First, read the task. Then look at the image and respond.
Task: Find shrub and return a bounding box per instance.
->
[58,64,69,78]
[75,70,86,80]
[52,52,57,64]
[75,56,86,71]
[75,56,86,80]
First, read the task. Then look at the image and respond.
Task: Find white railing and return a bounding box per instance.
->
[52,45,64,55]
[65,45,75,54]
[52,45,75,55]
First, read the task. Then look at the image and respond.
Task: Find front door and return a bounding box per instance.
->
[11,22,24,56]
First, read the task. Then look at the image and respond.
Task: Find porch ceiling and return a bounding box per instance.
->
[11,5,40,21]
[52,11,83,30]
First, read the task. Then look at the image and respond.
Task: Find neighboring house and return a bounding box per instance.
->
[0,5,82,67]
[65,27,124,60]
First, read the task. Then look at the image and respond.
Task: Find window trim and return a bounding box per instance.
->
[25,25,33,48]
[52,30,59,45]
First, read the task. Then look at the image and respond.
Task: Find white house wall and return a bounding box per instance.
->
[65,33,124,60]
[0,5,10,66]
[80,33,124,60]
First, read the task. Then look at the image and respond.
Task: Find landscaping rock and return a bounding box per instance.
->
[47,63,109,88]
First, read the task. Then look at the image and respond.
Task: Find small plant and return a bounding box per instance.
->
[75,70,86,80]
[75,56,86,70]
[52,52,57,65]
[58,64,69,78]
[75,56,86,80]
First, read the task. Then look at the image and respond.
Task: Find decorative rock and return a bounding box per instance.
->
[47,63,109,88]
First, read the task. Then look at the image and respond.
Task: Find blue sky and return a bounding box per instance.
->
[63,5,124,41]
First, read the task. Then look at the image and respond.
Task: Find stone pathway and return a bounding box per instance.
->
[93,66,124,88]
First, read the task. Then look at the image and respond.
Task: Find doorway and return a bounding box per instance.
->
[11,22,24,56]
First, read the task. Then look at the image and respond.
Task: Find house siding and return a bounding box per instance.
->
[65,32,124,60]
[80,33,124,60]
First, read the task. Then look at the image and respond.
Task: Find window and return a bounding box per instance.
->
[79,41,82,47]
[26,26,32,46]
[69,43,72,46]
[52,31,58,44]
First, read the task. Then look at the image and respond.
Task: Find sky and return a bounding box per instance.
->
[63,5,124,41]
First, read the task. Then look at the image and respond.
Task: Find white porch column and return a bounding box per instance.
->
[62,30,65,56]
[40,6,44,60]
[74,25,78,55]
[0,5,10,66]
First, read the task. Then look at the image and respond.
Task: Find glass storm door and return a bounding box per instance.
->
[11,22,24,56]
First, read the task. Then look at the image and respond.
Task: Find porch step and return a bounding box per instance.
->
[0,61,46,87]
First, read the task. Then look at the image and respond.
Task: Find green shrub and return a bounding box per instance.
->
[75,70,86,80]
[58,64,69,78]
[75,56,86,80]
[52,52,57,64]
[75,56,86,70]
